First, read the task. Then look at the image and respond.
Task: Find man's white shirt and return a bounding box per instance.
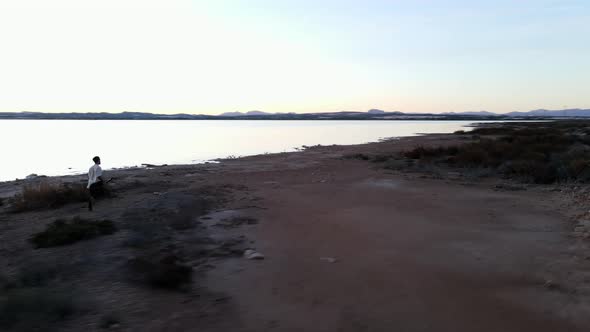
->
[87,164,103,188]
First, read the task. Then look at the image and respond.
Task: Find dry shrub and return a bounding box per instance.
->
[401,121,590,184]
[342,153,370,161]
[31,217,117,248]
[10,181,88,212]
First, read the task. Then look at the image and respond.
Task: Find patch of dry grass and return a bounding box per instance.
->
[9,181,88,212]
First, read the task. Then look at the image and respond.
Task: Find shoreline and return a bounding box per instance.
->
[1,127,589,331]
[1,119,542,184]
[0,130,463,194]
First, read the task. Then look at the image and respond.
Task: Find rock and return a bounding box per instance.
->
[244,249,264,260]
[25,173,38,180]
[447,172,462,179]
[544,280,559,290]
[320,257,338,263]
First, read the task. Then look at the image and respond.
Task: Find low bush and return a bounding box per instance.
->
[403,146,459,160]
[13,262,60,288]
[214,216,258,228]
[0,288,77,331]
[127,254,192,290]
[342,153,370,161]
[31,217,117,248]
[10,181,88,212]
[370,154,393,163]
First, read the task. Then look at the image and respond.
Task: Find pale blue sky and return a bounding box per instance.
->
[0,0,588,114]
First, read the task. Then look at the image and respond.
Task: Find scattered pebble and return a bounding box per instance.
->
[320,257,338,263]
[544,280,559,290]
[244,249,265,260]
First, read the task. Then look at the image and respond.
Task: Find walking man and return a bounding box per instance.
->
[88,156,103,211]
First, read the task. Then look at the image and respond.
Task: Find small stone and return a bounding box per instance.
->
[544,280,558,290]
[244,249,264,260]
[320,257,338,263]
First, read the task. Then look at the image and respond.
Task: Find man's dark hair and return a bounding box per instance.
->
[93,156,100,163]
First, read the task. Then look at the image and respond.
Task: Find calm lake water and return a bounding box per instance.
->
[1,120,488,182]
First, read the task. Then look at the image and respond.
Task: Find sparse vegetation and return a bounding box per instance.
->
[0,257,82,332]
[214,216,258,228]
[122,186,236,290]
[374,121,590,184]
[0,288,78,331]
[31,216,117,248]
[127,254,193,290]
[343,153,370,161]
[12,262,60,288]
[9,181,88,212]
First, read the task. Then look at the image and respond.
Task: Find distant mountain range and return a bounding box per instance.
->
[1,109,589,120]
[444,109,590,117]
[0,111,217,120]
[506,109,590,117]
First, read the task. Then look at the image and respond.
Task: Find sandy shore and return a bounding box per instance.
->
[1,133,590,331]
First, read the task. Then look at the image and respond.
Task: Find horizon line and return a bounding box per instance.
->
[1,108,589,117]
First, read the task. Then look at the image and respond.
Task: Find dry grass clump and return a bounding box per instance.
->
[31,216,117,248]
[9,181,88,212]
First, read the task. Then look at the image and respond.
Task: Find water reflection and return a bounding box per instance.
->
[0,120,482,181]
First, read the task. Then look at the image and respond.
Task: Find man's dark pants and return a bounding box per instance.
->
[88,181,104,211]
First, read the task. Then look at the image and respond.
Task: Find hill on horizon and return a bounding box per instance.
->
[1,108,590,120]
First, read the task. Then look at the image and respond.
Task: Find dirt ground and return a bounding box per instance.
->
[1,133,590,331]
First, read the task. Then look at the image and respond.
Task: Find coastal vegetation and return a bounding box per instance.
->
[370,121,590,184]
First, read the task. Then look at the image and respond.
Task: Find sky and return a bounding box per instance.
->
[0,0,588,115]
